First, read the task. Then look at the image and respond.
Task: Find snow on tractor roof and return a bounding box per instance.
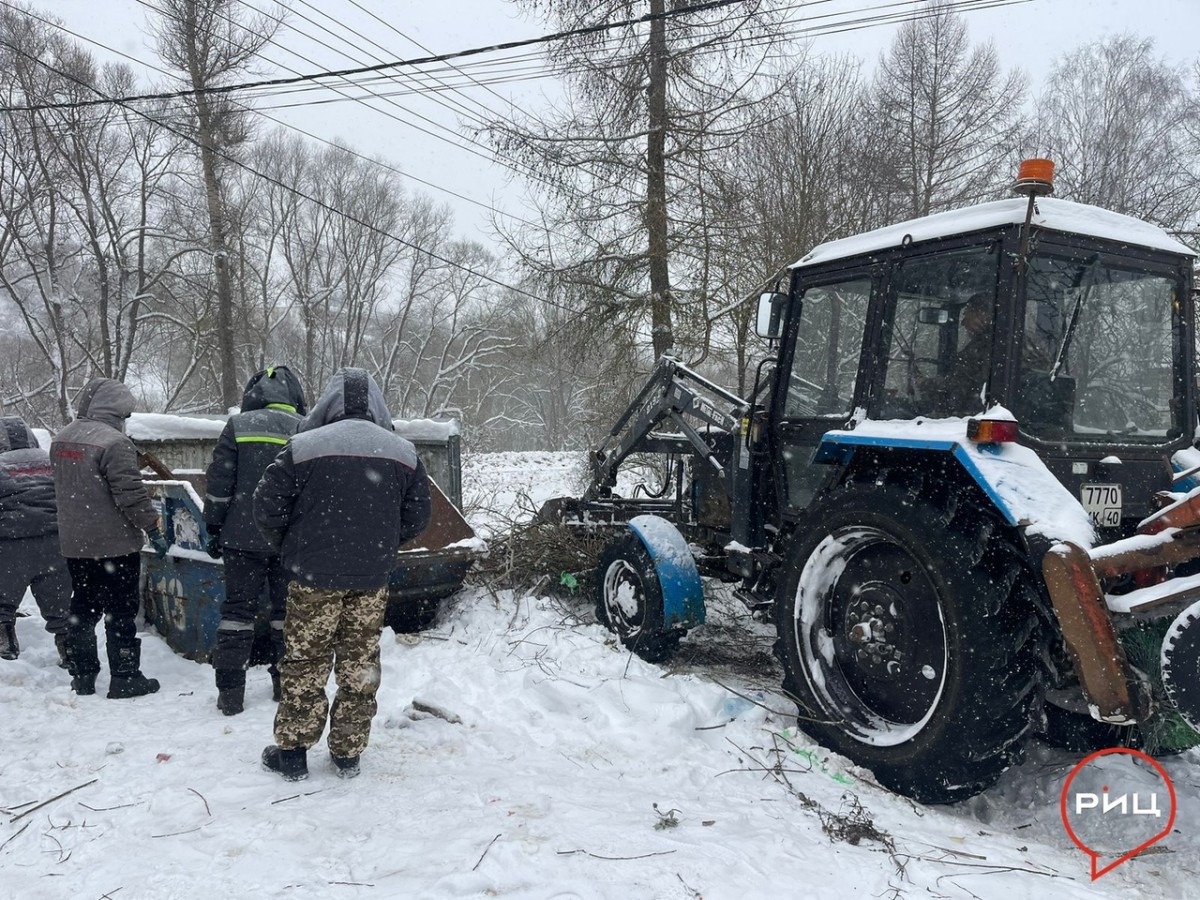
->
[792,197,1196,269]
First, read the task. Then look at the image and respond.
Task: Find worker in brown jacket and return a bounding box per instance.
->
[50,378,168,698]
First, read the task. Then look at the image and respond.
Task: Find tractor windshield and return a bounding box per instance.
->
[1015,250,1184,443]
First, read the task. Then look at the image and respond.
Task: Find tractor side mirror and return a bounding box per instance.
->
[755,292,787,339]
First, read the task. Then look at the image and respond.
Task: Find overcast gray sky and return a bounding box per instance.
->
[41,0,1200,245]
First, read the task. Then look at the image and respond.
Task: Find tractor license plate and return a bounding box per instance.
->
[1080,483,1122,527]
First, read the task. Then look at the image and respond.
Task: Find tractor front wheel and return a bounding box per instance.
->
[595,533,682,663]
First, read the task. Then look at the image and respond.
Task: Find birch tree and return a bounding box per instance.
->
[1037,35,1200,229]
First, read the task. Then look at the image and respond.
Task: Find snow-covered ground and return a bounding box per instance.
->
[2,452,1199,899]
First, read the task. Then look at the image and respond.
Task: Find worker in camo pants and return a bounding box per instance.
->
[253,368,430,781]
[203,366,307,716]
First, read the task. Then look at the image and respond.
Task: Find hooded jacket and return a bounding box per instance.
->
[0,417,58,541]
[253,368,432,591]
[50,379,159,558]
[203,366,307,554]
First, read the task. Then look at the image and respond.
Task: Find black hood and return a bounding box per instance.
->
[241,365,308,415]
[0,416,36,451]
[299,368,392,432]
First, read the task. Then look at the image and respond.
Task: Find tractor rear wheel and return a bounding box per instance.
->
[775,478,1048,803]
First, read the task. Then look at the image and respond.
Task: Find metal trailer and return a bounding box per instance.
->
[544,161,1200,803]
[136,416,480,660]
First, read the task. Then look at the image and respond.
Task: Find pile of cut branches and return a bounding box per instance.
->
[473,516,610,594]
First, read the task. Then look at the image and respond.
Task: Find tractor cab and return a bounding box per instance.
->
[761,163,1196,533]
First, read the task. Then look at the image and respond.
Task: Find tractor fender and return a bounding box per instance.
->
[627,514,706,630]
[814,425,1095,548]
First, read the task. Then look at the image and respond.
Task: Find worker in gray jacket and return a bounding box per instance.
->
[203,365,307,715]
[50,378,168,699]
[0,417,71,665]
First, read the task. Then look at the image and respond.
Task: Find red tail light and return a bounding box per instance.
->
[967,418,1019,443]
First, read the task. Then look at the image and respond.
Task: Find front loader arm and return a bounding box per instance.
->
[583,355,750,503]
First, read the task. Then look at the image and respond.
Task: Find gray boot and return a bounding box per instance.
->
[212,627,253,713]
[262,745,308,781]
[0,621,17,660]
[54,633,69,669]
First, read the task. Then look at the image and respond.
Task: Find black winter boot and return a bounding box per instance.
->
[269,666,282,702]
[65,628,100,695]
[214,668,246,716]
[262,745,308,781]
[106,640,160,699]
[0,621,18,660]
[331,754,360,779]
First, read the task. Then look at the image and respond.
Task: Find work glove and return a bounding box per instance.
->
[205,532,223,560]
[146,526,170,560]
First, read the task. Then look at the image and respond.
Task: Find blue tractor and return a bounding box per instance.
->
[544,161,1200,802]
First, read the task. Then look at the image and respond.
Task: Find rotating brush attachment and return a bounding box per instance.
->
[1161,600,1200,738]
[1117,612,1200,756]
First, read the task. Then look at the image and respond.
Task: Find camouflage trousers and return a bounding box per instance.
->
[273,583,388,758]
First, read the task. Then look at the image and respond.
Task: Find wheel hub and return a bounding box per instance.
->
[846,586,905,679]
[603,560,644,628]
[812,534,948,728]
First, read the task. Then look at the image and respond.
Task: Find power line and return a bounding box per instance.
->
[289,0,499,129]
[338,0,524,123]
[226,0,560,195]
[0,0,756,113]
[0,33,573,315]
[235,0,656,239]
[0,0,544,230]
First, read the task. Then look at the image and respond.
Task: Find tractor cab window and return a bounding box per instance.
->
[1016,252,1180,441]
[784,278,871,419]
[879,245,1000,418]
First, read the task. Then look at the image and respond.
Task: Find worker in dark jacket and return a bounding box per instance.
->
[254,368,431,781]
[50,378,168,699]
[203,365,307,715]
[0,417,70,665]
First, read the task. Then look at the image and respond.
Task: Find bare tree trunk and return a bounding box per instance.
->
[181,3,238,408]
[646,0,673,358]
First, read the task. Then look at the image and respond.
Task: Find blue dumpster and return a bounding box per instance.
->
[136,416,482,659]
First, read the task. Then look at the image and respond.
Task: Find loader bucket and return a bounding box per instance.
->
[1043,485,1200,734]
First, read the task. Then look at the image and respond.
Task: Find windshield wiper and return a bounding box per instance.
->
[1050,255,1101,381]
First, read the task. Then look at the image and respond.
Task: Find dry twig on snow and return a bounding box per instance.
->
[9,779,98,823]
[472,833,501,871]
